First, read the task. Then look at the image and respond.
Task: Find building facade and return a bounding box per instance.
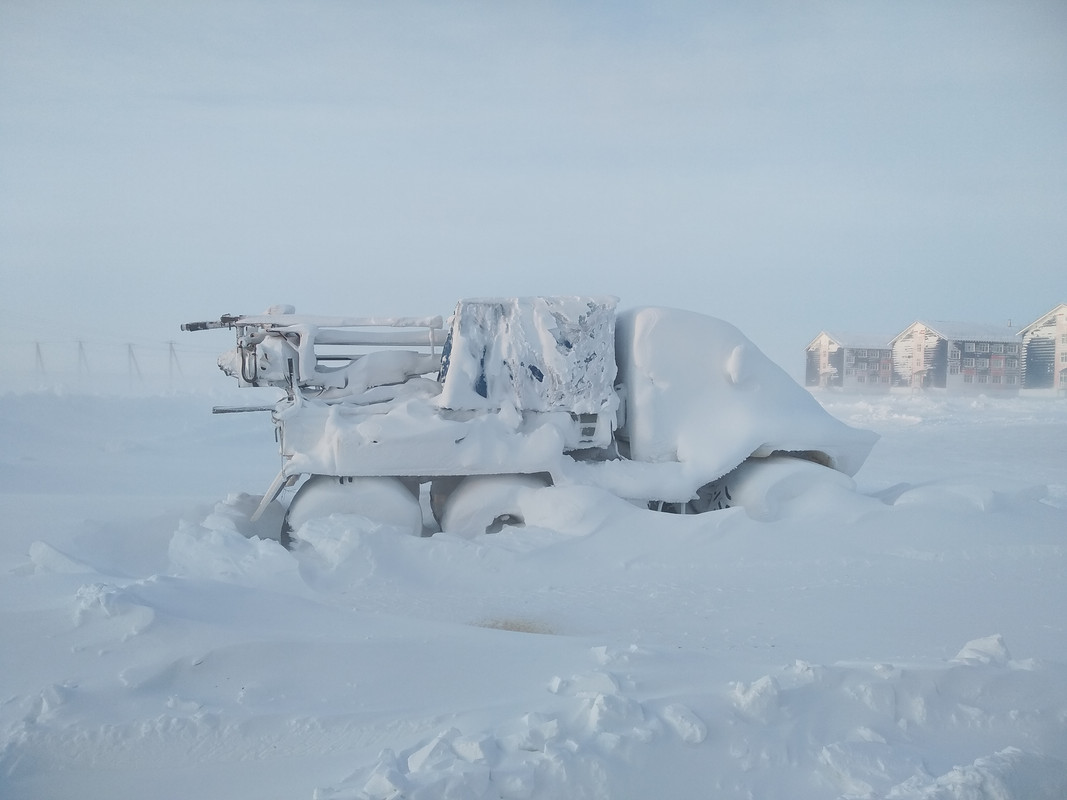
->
[808,304,1065,395]
[805,332,893,391]
[890,321,1022,392]
[1018,304,1067,394]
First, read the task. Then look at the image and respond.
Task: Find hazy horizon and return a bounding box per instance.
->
[3,1,1065,381]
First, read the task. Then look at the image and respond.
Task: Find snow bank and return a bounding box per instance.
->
[1,391,1065,799]
[316,640,1067,800]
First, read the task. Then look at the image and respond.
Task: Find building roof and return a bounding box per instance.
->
[891,320,1019,344]
[1018,303,1067,336]
[807,331,893,350]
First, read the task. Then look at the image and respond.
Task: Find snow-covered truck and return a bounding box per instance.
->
[183,297,876,544]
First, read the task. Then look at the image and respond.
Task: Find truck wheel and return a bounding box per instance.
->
[690,455,854,520]
[439,474,549,537]
[429,477,464,529]
[647,481,734,514]
[281,475,424,545]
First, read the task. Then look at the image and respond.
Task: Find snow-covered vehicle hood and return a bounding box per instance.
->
[615,306,878,482]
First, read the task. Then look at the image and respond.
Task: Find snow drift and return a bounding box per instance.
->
[0,390,1065,799]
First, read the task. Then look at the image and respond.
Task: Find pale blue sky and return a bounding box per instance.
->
[2,0,1065,379]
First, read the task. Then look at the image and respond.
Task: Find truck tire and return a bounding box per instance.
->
[439,474,549,537]
[282,475,424,545]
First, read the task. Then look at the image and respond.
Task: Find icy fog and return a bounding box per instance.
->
[1,389,1066,799]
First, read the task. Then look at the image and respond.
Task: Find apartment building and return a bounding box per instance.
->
[1018,303,1067,394]
[805,332,893,391]
[808,304,1067,395]
[889,321,1022,392]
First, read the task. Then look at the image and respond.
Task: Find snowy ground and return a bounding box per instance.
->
[2,389,1066,799]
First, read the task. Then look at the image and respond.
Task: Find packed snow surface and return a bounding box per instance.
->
[2,390,1066,799]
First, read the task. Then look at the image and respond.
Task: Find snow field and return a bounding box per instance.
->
[1,391,1066,799]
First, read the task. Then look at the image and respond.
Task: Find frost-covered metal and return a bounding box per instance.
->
[437,297,618,419]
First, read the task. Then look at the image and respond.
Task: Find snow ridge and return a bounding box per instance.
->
[312,641,1067,800]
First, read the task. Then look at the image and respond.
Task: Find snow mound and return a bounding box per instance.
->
[953,634,1014,666]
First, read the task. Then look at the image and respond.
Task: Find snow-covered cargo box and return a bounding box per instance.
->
[437,296,619,417]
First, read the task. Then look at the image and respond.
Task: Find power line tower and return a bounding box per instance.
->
[168,341,184,384]
[127,344,143,386]
[77,341,89,380]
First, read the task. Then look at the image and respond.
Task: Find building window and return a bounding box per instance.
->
[978,375,988,383]
[949,347,961,360]
[977,342,990,353]
[978,358,990,369]
[963,358,975,367]
[992,343,1004,354]
[949,364,960,375]
[856,375,865,383]
[964,342,975,352]
[1007,358,1018,369]
[1007,375,1017,384]
[992,375,1002,384]
[845,368,854,376]
[1061,352,1067,363]
[963,374,974,383]
[1006,344,1019,354]
[855,349,867,358]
